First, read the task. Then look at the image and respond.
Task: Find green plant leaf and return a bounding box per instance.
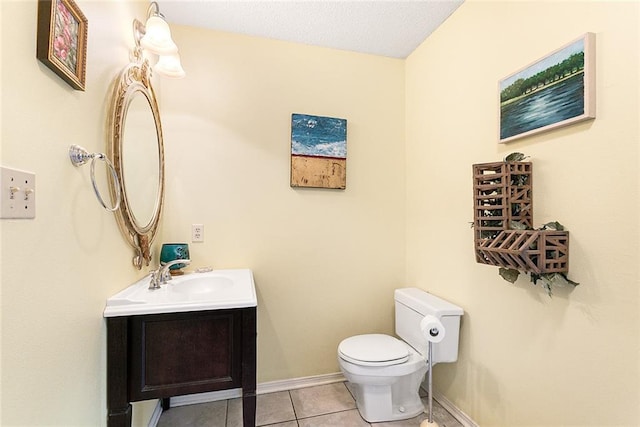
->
[540,221,565,231]
[563,274,580,286]
[504,152,529,162]
[510,220,529,230]
[499,268,520,283]
[533,273,580,297]
[542,280,553,297]
[544,272,579,287]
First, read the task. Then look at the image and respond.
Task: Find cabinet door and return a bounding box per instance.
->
[129,310,242,401]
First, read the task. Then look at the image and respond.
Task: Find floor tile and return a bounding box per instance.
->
[344,381,356,397]
[419,386,427,397]
[290,382,356,419]
[226,398,243,427]
[157,383,465,427]
[261,422,298,427]
[298,409,370,427]
[226,393,297,427]
[157,400,227,427]
[256,391,297,426]
[425,397,464,427]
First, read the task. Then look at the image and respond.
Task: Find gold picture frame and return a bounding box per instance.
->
[37,0,88,91]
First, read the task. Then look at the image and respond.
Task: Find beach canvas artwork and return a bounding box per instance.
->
[499,33,595,143]
[290,113,347,189]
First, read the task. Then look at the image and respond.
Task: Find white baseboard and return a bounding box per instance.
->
[148,372,476,427]
[170,388,243,407]
[147,401,163,427]
[432,389,479,427]
[257,372,346,394]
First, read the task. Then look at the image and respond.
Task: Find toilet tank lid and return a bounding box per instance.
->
[395,288,463,316]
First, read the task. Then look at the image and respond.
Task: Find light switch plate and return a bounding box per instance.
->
[0,166,36,219]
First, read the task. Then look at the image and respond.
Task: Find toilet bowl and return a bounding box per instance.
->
[338,288,463,423]
[338,334,427,422]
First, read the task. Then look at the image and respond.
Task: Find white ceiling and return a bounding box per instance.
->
[157,0,464,59]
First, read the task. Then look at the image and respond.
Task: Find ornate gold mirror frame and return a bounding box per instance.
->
[108,59,164,269]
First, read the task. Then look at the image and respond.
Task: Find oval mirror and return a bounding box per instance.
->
[108,60,164,269]
[122,92,160,228]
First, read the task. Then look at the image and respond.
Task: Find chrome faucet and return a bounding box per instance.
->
[149,259,191,289]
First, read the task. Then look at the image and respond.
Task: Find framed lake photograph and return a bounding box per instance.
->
[499,33,595,143]
[290,113,347,189]
[37,0,88,91]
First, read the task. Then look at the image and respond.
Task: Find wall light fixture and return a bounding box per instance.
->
[133,1,185,78]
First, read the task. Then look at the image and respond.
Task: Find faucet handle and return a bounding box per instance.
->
[148,269,162,290]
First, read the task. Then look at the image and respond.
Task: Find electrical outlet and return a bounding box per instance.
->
[0,166,36,219]
[192,223,204,242]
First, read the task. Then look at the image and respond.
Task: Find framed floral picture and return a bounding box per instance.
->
[37,0,88,91]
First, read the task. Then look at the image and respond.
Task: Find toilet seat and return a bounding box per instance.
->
[338,334,409,367]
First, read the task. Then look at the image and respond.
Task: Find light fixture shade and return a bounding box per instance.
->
[154,53,185,79]
[140,16,178,55]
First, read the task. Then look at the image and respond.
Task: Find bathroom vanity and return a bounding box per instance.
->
[100,33,259,426]
[104,270,257,427]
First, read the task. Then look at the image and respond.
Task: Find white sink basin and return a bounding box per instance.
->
[103,269,256,317]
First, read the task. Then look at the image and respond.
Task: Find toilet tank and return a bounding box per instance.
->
[394,288,463,364]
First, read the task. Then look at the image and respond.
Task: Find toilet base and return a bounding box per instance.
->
[341,352,428,423]
[346,372,426,422]
[352,383,424,422]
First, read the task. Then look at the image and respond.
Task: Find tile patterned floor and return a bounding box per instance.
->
[157,382,463,427]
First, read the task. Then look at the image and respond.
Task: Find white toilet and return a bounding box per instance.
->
[338,287,463,423]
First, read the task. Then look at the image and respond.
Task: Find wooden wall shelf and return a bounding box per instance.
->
[475,229,569,274]
[473,161,569,274]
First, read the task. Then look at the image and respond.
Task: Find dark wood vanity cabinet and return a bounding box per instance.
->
[107,307,256,427]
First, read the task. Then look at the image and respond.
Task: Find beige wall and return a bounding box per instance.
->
[2,1,639,426]
[406,1,639,426]
[0,1,3,423]
[160,25,406,382]
[0,2,404,425]
[0,1,157,425]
